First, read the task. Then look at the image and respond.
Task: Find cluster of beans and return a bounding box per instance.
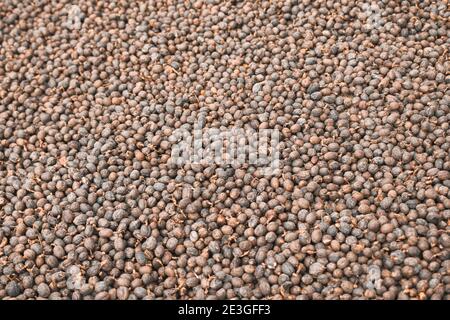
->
[0,0,449,300]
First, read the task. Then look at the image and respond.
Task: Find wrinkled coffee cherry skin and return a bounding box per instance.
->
[0,0,448,300]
